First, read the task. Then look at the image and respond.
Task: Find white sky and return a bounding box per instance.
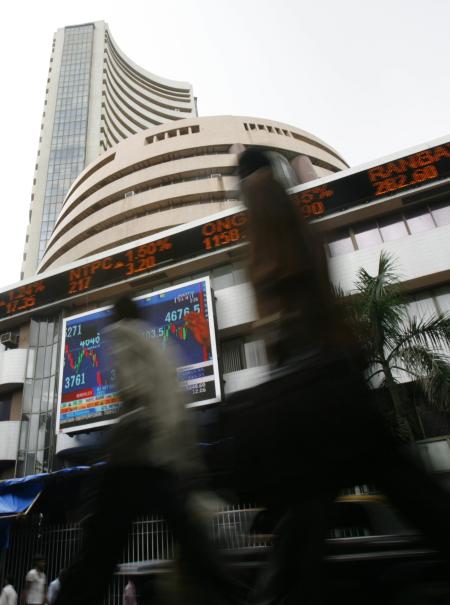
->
[0,0,449,288]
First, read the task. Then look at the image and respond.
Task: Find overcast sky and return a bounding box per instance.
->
[0,0,448,287]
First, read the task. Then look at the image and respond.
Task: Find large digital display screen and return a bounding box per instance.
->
[56,278,221,434]
[0,141,448,324]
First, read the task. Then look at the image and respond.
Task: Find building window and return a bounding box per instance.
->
[0,396,11,421]
[244,339,268,368]
[353,222,382,250]
[221,338,245,373]
[378,216,408,242]
[405,207,435,234]
[211,265,234,290]
[328,229,354,257]
[430,200,450,227]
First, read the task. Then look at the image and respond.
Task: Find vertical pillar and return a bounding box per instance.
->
[291,155,318,184]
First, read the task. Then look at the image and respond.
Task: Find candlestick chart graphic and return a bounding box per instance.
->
[65,343,103,386]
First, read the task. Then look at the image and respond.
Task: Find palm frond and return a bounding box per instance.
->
[388,313,450,360]
[353,252,409,355]
[397,346,450,411]
[421,354,450,411]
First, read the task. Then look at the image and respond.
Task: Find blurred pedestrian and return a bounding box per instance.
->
[0,577,17,605]
[23,556,46,605]
[56,296,242,605]
[232,149,450,605]
[123,578,137,605]
[47,569,66,605]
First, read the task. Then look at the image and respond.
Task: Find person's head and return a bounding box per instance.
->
[112,294,141,323]
[32,554,45,572]
[59,568,67,582]
[238,149,311,282]
[237,148,272,181]
[2,576,13,588]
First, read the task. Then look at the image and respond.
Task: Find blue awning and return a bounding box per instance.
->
[0,464,102,517]
[0,464,105,550]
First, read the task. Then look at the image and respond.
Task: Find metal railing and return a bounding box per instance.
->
[0,505,264,605]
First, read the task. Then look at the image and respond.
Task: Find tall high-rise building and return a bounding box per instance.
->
[22,21,196,278]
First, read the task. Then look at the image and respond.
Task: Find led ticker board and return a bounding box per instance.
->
[0,140,449,324]
[295,142,450,219]
[57,277,221,433]
[0,211,248,322]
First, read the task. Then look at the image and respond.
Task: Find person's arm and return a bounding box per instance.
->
[46,584,52,605]
[46,581,56,605]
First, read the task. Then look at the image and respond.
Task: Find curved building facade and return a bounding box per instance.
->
[22,21,196,278]
[39,115,347,272]
[101,27,195,152]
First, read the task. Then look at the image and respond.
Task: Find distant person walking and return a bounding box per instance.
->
[0,577,17,605]
[23,556,46,605]
[232,149,450,605]
[47,570,66,605]
[55,296,242,605]
[123,578,138,605]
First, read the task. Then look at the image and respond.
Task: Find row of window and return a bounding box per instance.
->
[105,42,192,103]
[52,117,89,132]
[146,124,200,144]
[45,178,81,192]
[104,65,191,121]
[64,198,238,257]
[54,108,88,120]
[60,48,92,57]
[41,200,70,217]
[58,146,230,222]
[49,149,85,163]
[103,70,189,127]
[57,74,90,85]
[47,161,84,174]
[243,122,344,164]
[56,97,89,110]
[48,166,237,252]
[52,123,87,136]
[244,121,289,136]
[328,200,450,257]
[60,62,92,73]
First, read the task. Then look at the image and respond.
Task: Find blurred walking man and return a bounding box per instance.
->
[23,556,46,605]
[56,296,242,605]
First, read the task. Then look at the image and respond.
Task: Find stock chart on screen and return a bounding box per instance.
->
[57,277,221,433]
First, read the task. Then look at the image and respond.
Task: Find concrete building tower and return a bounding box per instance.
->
[22,21,196,278]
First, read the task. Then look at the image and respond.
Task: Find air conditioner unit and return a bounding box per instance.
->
[124,191,135,198]
[0,332,18,347]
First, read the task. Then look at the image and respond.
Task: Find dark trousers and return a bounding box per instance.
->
[227,356,450,605]
[56,466,241,605]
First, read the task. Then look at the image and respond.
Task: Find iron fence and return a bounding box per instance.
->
[0,504,263,605]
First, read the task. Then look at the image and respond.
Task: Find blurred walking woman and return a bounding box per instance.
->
[240,150,355,369]
[234,150,450,605]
